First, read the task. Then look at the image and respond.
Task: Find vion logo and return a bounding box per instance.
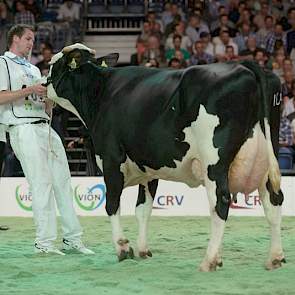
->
[15,185,32,211]
[74,184,106,211]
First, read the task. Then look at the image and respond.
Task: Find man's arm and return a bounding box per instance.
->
[0,85,47,105]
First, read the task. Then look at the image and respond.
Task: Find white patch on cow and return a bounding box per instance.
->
[228,122,269,194]
[135,184,153,254]
[95,155,103,173]
[62,43,95,55]
[47,83,86,126]
[49,51,64,65]
[119,105,220,189]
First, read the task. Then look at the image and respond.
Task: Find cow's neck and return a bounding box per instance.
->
[55,64,109,130]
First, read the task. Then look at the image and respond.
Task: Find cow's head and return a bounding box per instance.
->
[46,43,119,125]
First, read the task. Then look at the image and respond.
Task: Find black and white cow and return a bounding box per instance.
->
[46,43,285,271]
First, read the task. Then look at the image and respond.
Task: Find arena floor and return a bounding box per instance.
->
[0,216,294,295]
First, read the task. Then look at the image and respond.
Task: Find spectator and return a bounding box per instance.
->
[139,21,151,43]
[130,38,146,66]
[0,1,9,25]
[239,36,260,59]
[210,5,229,30]
[265,23,287,55]
[272,48,287,81]
[174,49,188,68]
[25,0,42,22]
[253,1,271,30]
[254,48,269,68]
[224,45,239,61]
[165,34,190,65]
[286,14,295,55]
[161,3,185,29]
[234,22,255,52]
[35,45,53,76]
[190,40,215,65]
[200,31,214,56]
[57,0,81,43]
[256,15,274,49]
[236,8,253,27]
[283,80,295,117]
[165,21,192,53]
[14,0,35,25]
[214,29,238,61]
[211,14,237,38]
[168,57,182,69]
[146,11,163,33]
[279,116,293,151]
[185,14,209,44]
[281,71,295,98]
[142,35,165,67]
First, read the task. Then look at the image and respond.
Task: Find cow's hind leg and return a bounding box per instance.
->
[136,180,158,258]
[104,162,134,262]
[259,179,285,270]
[199,176,227,272]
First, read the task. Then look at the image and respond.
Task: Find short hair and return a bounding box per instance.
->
[7,24,35,49]
[173,34,182,41]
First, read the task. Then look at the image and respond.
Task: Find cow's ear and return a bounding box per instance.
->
[96,53,119,67]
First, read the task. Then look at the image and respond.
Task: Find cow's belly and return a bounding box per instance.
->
[228,124,268,194]
[121,152,203,188]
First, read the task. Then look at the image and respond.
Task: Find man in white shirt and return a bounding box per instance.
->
[0,24,93,255]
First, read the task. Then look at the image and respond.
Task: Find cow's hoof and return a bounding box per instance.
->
[265,257,286,270]
[117,238,129,246]
[139,250,153,259]
[217,260,223,268]
[118,247,134,262]
[199,260,217,272]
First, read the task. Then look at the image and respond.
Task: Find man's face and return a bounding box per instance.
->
[13,29,35,58]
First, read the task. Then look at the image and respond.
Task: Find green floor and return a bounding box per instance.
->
[0,216,294,295]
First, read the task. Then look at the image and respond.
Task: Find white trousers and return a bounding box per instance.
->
[9,123,82,247]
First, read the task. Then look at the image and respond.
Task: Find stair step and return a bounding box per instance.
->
[66,148,86,152]
[68,159,88,163]
[71,171,88,176]
[67,127,80,131]
[65,136,80,141]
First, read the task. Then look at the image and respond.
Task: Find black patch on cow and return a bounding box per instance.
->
[266,179,284,206]
[136,179,159,207]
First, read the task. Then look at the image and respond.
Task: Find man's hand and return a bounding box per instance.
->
[28,84,47,97]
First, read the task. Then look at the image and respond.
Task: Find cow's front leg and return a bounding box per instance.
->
[135,180,158,258]
[199,176,227,272]
[259,179,285,270]
[104,161,134,262]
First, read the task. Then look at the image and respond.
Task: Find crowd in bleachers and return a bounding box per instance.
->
[1,0,295,174]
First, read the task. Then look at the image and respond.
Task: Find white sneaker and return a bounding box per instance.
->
[62,239,95,255]
[34,243,66,255]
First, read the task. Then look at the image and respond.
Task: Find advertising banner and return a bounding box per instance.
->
[0,177,294,217]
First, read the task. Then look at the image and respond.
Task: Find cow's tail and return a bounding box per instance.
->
[241,60,281,193]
